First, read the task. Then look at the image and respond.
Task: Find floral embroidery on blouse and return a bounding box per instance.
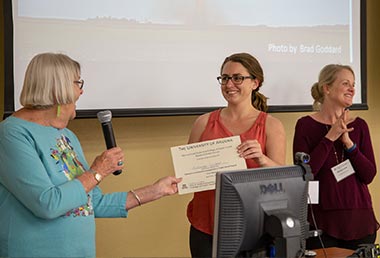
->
[50,134,94,217]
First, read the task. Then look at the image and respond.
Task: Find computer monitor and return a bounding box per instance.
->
[212,163,312,258]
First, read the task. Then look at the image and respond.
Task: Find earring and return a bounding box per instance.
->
[56,105,61,117]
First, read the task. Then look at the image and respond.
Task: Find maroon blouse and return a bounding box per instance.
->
[293,115,379,240]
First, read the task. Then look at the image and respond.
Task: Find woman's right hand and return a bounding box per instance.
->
[90,147,125,178]
[326,109,353,142]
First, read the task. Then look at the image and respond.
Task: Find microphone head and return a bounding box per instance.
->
[97,110,112,123]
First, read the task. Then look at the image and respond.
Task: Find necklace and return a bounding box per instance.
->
[325,125,344,165]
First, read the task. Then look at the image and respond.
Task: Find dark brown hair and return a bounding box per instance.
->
[220,53,268,111]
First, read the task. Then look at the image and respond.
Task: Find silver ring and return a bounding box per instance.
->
[117,161,123,166]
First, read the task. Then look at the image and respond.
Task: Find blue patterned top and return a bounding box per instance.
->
[0,116,127,257]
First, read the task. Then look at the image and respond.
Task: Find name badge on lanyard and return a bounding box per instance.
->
[331,159,355,182]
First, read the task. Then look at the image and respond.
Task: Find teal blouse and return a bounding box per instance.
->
[0,116,128,257]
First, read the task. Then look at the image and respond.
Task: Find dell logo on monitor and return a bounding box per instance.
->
[260,183,284,194]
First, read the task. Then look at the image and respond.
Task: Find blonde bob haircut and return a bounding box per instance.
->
[20,53,81,109]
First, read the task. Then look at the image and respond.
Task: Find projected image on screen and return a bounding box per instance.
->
[10,0,363,115]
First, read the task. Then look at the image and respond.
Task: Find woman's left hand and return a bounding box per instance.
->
[340,109,355,148]
[237,140,265,165]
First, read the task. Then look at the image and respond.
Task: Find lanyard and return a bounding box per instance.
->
[326,125,344,165]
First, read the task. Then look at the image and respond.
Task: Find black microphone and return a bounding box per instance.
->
[97,110,122,175]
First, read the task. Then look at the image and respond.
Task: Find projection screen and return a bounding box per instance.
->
[3,0,367,118]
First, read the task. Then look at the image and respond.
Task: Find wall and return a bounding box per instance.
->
[1,1,379,257]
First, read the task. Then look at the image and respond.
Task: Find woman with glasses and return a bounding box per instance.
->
[0,53,181,257]
[186,52,286,257]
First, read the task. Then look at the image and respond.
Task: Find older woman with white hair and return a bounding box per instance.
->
[0,52,181,257]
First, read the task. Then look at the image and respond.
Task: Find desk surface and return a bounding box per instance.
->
[315,247,354,258]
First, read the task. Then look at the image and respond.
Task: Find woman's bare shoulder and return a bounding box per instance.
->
[191,112,211,128]
[265,113,285,130]
[188,112,212,143]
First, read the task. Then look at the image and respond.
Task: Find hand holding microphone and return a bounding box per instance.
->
[90,147,124,183]
[97,110,123,175]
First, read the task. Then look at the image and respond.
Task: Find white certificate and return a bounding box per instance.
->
[170,135,247,195]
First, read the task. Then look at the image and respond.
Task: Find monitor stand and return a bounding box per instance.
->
[264,210,303,258]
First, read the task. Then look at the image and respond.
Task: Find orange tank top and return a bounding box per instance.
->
[186,109,267,235]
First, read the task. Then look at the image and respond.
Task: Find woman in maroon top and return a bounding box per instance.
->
[293,64,379,250]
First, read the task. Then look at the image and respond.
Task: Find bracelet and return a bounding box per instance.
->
[130,190,142,206]
[88,169,102,184]
[345,143,357,153]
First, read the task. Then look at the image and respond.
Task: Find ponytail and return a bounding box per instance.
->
[252,90,268,112]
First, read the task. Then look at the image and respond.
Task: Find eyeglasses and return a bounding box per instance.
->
[217,75,254,85]
[74,79,84,90]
